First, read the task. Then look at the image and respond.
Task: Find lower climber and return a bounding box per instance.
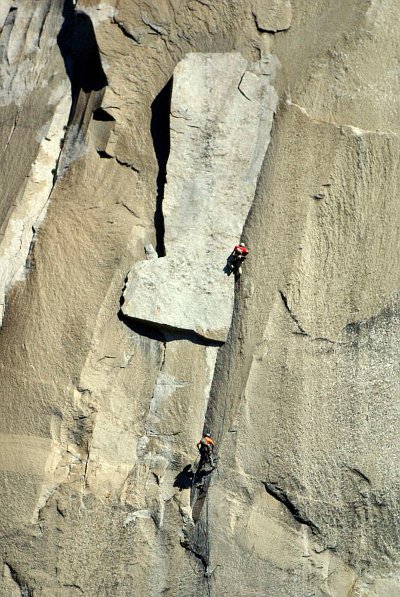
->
[197,433,216,469]
[230,242,249,275]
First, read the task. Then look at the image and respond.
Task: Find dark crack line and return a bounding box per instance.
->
[2,111,19,157]
[82,443,90,491]
[292,331,336,344]
[50,126,68,187]
[141,14,168,36]
[313,336,336,344]
[56,501,66,517]
[63,584,83,594]
[279,291,337,344]
[263,481,319,534]
[148,430,182,437]
[238,72,252,101]
[181,540,208,569]
[251,10,288,34]
[118,201,140,218]
[160,340,167,369]
[4,563,33,596]
[112,16,141,44]
[279,290,307,334]
[115,156,140,172]
[97,150,140,173]
[347,467,371,484]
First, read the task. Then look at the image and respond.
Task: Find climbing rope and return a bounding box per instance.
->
[215,273,239,448]
[191,264,243,596]
[200,271,242,597]
[205,490,212,597]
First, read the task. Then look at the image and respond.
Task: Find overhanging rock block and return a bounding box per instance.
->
[122,53,278,341]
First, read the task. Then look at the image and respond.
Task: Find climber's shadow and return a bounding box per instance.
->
[173,463,214,491]
[223,252,235,276]
[57,0,108,105]
[173,465,194,491]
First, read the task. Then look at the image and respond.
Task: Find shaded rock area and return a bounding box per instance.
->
[0,0,400,596]
[122,53,277,341]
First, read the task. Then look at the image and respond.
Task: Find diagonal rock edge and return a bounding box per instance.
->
[263,480,319,534]
[0,92,72,321]
[0,1,110,327]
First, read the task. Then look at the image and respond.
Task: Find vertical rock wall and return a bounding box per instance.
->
[0,1,399,596]
[0,0,72,322]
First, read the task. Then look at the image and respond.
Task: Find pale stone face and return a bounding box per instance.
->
[1,1,400,595]
[122,53,277,341]
[252,0,292,32]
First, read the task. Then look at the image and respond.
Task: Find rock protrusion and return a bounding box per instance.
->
[122,53,277,341]
[252,0,292,33]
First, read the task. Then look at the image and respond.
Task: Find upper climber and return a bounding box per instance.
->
[197,433,216,468]
[234,242,249,258]
[231,242,249,275]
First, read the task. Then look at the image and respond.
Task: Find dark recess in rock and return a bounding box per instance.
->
[93,108,115,122]
[151,78,173,257]
[118,309,223,347]
[181,517,209,567]
[97,149,113,159]
[57,0,108,122]
[5,562,33,596]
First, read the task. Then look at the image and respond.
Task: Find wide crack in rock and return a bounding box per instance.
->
[122,53,278,342]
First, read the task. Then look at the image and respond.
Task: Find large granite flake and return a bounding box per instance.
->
[122,53,277,341]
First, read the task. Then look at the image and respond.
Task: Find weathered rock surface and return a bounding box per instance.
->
[253,0,292,32]
[0,0,72,323]
[122,53,277,341]
[0,1,400,596]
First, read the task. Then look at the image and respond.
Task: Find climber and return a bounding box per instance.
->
[230,242,249,275]
[197,433,216,469]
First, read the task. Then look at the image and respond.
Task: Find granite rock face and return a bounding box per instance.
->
[0,1,400,596]
[0,0,72,323]
[252,0,292,32]
[122,53,277,341]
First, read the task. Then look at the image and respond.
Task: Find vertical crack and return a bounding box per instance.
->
[4,563,33,596]
[2,111,19,157]
[150,78,172,257]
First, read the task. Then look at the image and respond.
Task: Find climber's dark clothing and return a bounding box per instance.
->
[197,436,215,468]
[229,244,248,274]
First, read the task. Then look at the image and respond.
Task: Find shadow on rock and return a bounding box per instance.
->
[57,0,108,119]
[173,464,194,491]
[174,462,215,493]
[223,252,235,276]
